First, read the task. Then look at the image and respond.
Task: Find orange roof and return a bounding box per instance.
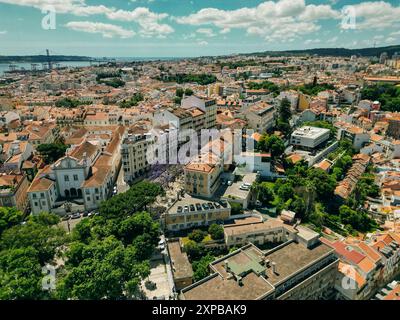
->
[338,262,366,288]
[357,257,375,274]
[357,242,381,263]
[287,153,303,164]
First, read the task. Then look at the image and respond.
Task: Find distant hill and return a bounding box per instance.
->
[0,55,93,63]
[242,45,400,58]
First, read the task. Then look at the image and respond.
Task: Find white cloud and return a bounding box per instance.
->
[197,40,208,46]
[327,36,338,43]
[0,30,7,35]
[196,28,216,37]
[65,21,135,38]
[220,28,230,34]
[304,39,321,45]
[106,7,174,37]
[0,0,174,38]
[386,37,396,43]
[174,0,340,42]
[346,1,400,30]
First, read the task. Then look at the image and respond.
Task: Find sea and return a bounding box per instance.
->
[0,57,184,76]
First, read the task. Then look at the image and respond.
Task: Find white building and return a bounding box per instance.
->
[290,126,330,149]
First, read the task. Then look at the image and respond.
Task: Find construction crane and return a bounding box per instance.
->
[46,49,52,70]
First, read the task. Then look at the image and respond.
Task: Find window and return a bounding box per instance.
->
[95,188,99,193]
[85,189,90,195]
[87,197,91,201]
[64,175,69,182]
[40,193,45,198]
[34,202,38,206]
[73,174,79,181]
[32,194,37,199]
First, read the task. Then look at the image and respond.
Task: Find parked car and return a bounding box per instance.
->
[82,212,89,217]
[177,206,183,213]
[71,213,81,219]
[189,204,195,211]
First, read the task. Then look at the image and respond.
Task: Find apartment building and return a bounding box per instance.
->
[153,107,193,131]
[181,238,339,300]
[121,131,154,183]
[0,173,30,212]
[244,103,276,133]
[25,122,57,146]
[181,95,217,129]
[290,126,330,150]
[163,195,231,231]
[335,122,370,151]
[184,152,223,198]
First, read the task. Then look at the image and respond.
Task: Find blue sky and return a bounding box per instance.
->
[0,0,399,57]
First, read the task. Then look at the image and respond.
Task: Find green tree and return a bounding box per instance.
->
[279,98,292,121]
[0,207,24,236]
[176,88,184,98]
[99,181,165,219]
[37,143,69,164]
[0,217,66,264]
[0,247,45,300]
[184,240,202,260]
[56,236,150,300]
[208,223,224,240]
[184,88,194,96]
[253,182,274,205]
[192,253,215,281]
[188,229,207,243]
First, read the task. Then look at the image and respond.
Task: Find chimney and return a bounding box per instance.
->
[272,262,278,275]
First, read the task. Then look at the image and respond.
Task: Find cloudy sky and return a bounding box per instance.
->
[0,0,399,57]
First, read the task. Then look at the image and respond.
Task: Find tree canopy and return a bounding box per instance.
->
[37,143,69,164]
[361,83,400,112]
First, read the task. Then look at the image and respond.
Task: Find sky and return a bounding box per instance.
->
[0,0,399,57]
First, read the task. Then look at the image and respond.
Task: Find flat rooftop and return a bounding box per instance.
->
[182,246,274,300]
[291,126,330,139]
[181,240,334,300]
[222,173,258,201]
[224,217,296,237]
[167,194,229,215]
[262,241,333,286]
[167,240,193,280]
